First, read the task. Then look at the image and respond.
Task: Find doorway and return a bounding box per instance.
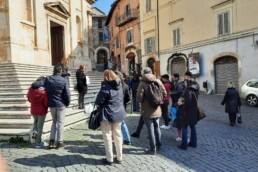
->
[50,21,64,65]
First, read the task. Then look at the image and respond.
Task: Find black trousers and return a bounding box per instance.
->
[160,102,170,126]
[228,113,237,124]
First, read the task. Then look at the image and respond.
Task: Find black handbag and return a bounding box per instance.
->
[193,93,206,121]
[88,106,100,130]
[237,107,242,124]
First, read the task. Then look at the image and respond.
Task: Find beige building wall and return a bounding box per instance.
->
[140,0,258,91]
[0,0,95,69]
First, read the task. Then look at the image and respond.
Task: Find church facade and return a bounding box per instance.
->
[0,0,96,69]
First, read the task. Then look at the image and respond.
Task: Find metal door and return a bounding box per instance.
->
[215,56,238,94]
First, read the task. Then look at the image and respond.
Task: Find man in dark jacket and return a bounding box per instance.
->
[32,65,71,149]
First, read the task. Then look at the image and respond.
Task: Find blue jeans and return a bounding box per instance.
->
[143,117,161,150]
[132,96,140,111]
[121,121,130,142]
[181,125,197,148]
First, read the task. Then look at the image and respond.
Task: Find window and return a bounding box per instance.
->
[99,32,103,42]
[218,11,230,36]
[116,37,119,49]
[144,37,155,54]
[146,0,151,13]
[98,19,102,29]
[173,28,181,46]
[126,29,133,44]
[247,81,258,88]
[125,4,131,16]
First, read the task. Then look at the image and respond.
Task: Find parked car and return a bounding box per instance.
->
[240,79,258,107]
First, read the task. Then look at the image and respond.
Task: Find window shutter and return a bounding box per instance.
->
[152,37,156,52]
[218,14,223,35]
[173,29,176,46]
[177,29,181,45]
[131,29,134,43]
[144,39,147,54]
[224,12,229,34]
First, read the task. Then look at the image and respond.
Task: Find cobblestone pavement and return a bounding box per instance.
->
[1,94,258,172]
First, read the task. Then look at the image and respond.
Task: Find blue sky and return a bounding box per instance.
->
[93,0,114,15]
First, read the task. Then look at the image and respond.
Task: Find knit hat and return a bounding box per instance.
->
[143,67,152,74]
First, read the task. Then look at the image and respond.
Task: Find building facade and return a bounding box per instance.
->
[91,7,109,71]
[106,0,141,75]
[140,0,258,93]
[0,0,96,69]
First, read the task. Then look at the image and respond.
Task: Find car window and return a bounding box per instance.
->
[246,81,258,88]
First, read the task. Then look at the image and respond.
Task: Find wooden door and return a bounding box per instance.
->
[51,26,64,65]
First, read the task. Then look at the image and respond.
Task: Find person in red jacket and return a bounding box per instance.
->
[27,76,48,148]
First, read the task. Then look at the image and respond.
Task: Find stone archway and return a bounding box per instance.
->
[126,52,136,75]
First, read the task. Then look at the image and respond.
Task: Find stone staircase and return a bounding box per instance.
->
[0,63,102,141]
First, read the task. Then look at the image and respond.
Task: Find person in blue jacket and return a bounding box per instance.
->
[95,70,126,165]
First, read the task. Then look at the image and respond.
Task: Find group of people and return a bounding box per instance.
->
[28,58,89,149]
[27,57,242,165]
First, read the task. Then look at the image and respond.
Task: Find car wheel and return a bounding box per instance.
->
[246,95,258,107]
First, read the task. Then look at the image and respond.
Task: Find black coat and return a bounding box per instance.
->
[221,88,241,114]
[181,89,198,126]
[95,78,126,123]
[76,70,87,93]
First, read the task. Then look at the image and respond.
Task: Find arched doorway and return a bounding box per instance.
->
[147,58,155,73]
[127,52,136,75]
[214,56,238,94]
[170,56,187,79]
[96,49,107,71]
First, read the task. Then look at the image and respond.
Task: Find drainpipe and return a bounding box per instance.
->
[157,0,160,59]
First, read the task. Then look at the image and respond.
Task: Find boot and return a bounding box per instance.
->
[47,139,55,149]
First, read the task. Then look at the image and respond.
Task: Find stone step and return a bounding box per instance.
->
[0,118,33,129]
[0,111,31,119]
[0,97,27,104]
[0,104,29,111]
[0,129,31,141]
[0,109,89,141]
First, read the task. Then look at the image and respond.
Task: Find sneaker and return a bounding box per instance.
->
[47,140,55,149]
[35,143,42,149]
[101,158,113,165]
[55,142,66,149]
[175,137,182,141]
[123,140,131,145]
[177,145,187,150]
[144,149,156,155]
[114,157,122,164]
[32,131,37,139]
[131,132,140,138]
[35,141,48,148]
[160,125,170,129]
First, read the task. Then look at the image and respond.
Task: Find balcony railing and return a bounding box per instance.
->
[117,9,138,27]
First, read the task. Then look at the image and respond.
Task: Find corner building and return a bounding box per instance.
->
[140,0,258,93]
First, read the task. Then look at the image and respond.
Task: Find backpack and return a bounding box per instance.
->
[144,81,164,107]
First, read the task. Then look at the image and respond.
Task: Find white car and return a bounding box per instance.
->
[240,79,258,107]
